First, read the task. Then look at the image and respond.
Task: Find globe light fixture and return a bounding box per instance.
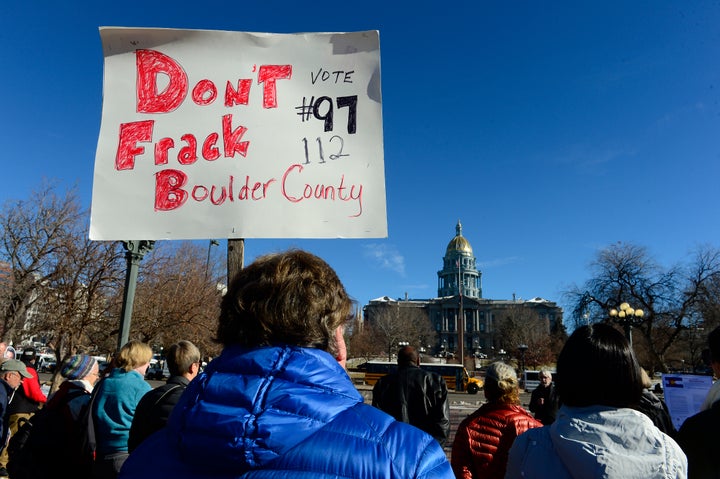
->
[609,302,644,346]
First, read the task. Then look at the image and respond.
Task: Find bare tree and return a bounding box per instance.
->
[494,305,561,369]
[0,182,84,342]
[0,183,131,392]
[346,318,384,361]
[566,242,720,372]
[130,241,223,358]
[41,234,125,359]
[367,302,436,361]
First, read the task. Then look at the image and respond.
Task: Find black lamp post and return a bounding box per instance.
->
[518,344,528,386]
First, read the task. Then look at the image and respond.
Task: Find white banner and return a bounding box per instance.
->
[90,28,386,240]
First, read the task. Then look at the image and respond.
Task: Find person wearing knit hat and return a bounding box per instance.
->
[8,354,100,478]
[61,355,99,380]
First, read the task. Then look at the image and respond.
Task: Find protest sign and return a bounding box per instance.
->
[662,373,713,430]
[90,28,386,240]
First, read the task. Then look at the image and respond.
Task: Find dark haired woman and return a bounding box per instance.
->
[506,323,686,478]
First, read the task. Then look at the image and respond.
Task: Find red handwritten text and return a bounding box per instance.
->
[153,164,363,217]
[136,49,292,113]
[115,115,249,170]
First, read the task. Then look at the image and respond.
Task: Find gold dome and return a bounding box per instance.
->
[446,220,473,254]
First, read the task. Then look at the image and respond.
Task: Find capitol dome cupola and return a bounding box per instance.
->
[446,221,473,255]
[437,221,482,298]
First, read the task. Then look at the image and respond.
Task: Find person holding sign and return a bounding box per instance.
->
[120,250,452,479]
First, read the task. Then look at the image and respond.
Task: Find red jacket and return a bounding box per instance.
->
[22,365,47,404]
[451,401,541,479]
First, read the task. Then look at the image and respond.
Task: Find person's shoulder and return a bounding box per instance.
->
[141,381,185,405]
[62,381,91,399]
[0,380,11,397]
[167,375,190,386]
[414,367,445,385]
[498,404,542,426]
[344,402,425,437]
[679,406,719,433]
[512,422,549,445]
[338,403,452,476]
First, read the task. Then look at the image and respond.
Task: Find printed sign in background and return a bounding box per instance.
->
[90,28,385,240]
[662,373,712,430]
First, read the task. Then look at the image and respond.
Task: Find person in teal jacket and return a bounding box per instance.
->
[120,249,453,479]
[93,340,152,479]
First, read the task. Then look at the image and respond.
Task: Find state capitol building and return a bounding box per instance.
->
[362,221,563,359]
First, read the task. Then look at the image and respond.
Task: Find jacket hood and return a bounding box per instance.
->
[549,405,680,477]
[167,345,363,475]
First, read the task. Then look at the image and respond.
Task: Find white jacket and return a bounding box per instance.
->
[505,405,687,479]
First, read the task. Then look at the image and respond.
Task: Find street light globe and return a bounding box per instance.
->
[618,311,626,318]
[635,309,644,318]
[609,309,618,317]
[626,307,635,316]
[620,302,630,311]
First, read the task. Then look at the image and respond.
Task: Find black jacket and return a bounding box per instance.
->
[677,398,720,479]
[529,383,559,425]
[634,389,676,437]
[371,364,450,444]
[128,375,189,452]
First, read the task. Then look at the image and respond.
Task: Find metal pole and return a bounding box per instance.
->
[625,322,633,348]
[206,239,219,279]
[118,240,155,351]
[458,258,464,365]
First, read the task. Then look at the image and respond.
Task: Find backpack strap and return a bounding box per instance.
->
[151,384,183,408]
[79,377,104,461]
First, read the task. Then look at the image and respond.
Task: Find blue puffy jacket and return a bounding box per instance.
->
[120,345,453,478]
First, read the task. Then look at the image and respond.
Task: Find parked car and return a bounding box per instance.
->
[36,354,57,373]
[145,362,170,380]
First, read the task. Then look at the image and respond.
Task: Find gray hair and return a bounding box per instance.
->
[540,369,553,379]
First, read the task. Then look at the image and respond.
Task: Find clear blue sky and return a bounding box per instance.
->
[2,1,719,326]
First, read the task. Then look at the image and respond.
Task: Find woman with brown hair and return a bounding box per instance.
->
[121,250,453,479]
[451,361,541,478]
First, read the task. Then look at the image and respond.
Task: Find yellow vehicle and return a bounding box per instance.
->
[359,361,484,394]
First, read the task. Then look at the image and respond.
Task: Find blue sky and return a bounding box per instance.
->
[2,1,720,326]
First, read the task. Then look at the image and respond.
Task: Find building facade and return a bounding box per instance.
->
[363,221,563,359]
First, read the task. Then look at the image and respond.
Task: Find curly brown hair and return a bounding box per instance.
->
[216,249,354,357]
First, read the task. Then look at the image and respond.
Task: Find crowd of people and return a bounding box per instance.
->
[0,339,202,479]
[0,248,719,478]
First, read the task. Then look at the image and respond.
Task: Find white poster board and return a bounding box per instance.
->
[662,373,713,430]
[90,28,386,240]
